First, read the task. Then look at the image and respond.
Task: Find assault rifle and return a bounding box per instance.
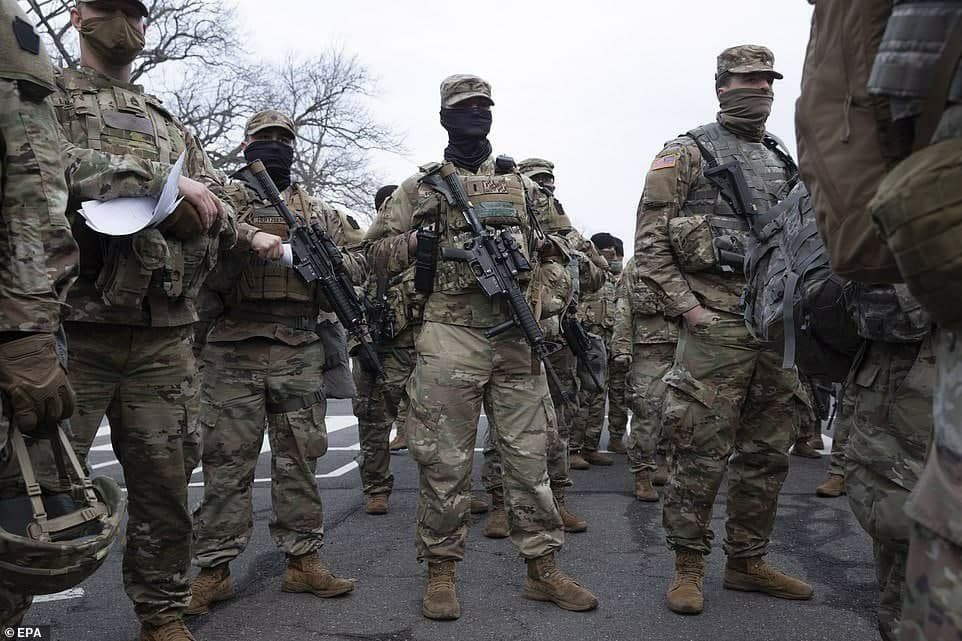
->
[560,306,604,392]
[421,162,570,403]
[364,273,399,344]
[236,159,384,378]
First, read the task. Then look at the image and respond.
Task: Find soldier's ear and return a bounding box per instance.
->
[70,6,83,30]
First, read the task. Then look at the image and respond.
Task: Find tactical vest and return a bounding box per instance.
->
[54,68,218,310]
[580,271,617,329]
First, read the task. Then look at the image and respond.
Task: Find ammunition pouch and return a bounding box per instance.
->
[668,215,747,273]
[317,319,355,399]
[414,226,438,294]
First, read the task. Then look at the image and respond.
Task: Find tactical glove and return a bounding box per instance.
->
[157,199,205,239]
[0,333,75,433]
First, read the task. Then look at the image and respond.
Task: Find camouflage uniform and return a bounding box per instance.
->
[51,62,235,627]
[193,112,365,567]
[634,47,804,561]
[0,1,79,624]
[610,257,678,477]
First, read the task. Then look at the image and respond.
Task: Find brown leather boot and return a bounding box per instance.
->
[653,458,669,486]
[389,430,407,451]
[633,473,659,502]
[666,550,705,615]
[808,435,826,450]
[422,560,460,620]
[791,440,821,459]
[365,493,388,515]
[523,552,598,611]
[724,557,814,600]
[556,496,587,533]
[469,496,489,514]
[185,564,233,616]
[282,552,354,597]
[815,474,846,497]
[139,620,195,641]
[583,450,613,466]
[483,491,509,539]
[608,437,627,454]
[569,451,590,470]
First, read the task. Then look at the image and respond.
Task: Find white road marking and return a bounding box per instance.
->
[34,588,85,603]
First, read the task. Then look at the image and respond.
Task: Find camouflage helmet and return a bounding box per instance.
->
[77,0,149,17]
[244,109,297,139]
[518,158,555,180]
[440,74,494,107]
[0,426,126,595]
[716,44,783,80]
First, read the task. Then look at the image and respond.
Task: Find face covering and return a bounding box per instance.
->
[608,259,623,274]
[79,14,145,66]
[244,140,294,192]
[440,107,493,172]
[717,87,773,142]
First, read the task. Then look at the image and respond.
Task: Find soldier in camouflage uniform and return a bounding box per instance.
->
[0,0,79,625]
[365,74,597,620]
[634,45,814,615]
[570,233,628,467]
[815,385,852,498]
[480,157,605,537]
[610,256,678,502]
[187,110,359,616]
[49,2,238,639]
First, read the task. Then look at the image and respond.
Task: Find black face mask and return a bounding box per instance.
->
[244,140,294,192]
[440,107,492,172]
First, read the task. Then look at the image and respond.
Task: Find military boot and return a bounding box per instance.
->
[791,439,821,458]
[582,450,613,466]
[815,474,846,497]
[389,429,406,451]
[608,437,627,454]
[556,495,587,533]
[569,450,590,470]
[724,557,814,600]
[139,620,195,641]
[185,564,233,616]
[666,550,705,615]
[483,491,509,539]
[469,495,489,514]
[809,435,826,451]
[282,552,354,597]
[523,552,598,611]
[422,560,460,620]
[633,473,659,502]
[365,493,388,515]
[653,457,669,486]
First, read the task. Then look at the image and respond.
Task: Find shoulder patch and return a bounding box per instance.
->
[345,214,360,230]
[13,16,40,55]
[650,155,678,171]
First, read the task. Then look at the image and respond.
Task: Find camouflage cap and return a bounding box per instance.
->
[77,0,149,17]
[518,158,555,179]
[245,109,297,139]
[716,45,783,80]
[440,74,494,108]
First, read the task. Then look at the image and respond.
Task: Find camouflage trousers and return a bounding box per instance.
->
[406,321,563,562]
[0,587,29,627]
[192,338,328,568]
[482,346,575,496]
[625,342,675,476]
[574,355,629,452]
[62,323,198,626]
[352,335,416,496]
[828,388,854,477]
[661,312,799,557]
[901,522,962,641]
[0,441,31,628]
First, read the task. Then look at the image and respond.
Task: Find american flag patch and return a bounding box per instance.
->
[651,155,678,171]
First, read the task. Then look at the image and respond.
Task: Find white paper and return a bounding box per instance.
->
[279,243,294,267]
[77,152,186,236]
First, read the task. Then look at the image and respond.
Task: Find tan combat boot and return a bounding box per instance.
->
[282,552,354,597]
[139,620,195,641]
[422,560,460,620]
[469,495,489,514]
[666,550,705,615]
[389,429,406,451]
[583,450,613,466]
[185,564,233,616]
[483,491,509,539]
[608,437,627,454]
[791,439,821,459]
[569,450,590,470]
[633,473,659,502]
[724,557,814,600]
[523,552,598,611]
[815,474,846,497]
[809,435,826,450]
[365,493,388,515]
[556,495,587,533]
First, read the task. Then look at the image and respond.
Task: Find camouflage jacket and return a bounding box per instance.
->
[578,268,619,337]
[610,257,678,358]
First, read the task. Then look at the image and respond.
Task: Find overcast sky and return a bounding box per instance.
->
[235,1,814,256]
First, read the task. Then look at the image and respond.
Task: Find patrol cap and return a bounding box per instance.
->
[244,109,297,139]
[77,0,149,18]
[440,74,494,108]
[716,44,783,80]
[518,158,555,180]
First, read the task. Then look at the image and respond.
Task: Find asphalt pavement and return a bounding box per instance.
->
[29,401,880,641]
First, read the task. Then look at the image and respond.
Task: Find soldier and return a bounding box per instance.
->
[480,157,605,537]
[634,45,814,615]
[187,110,359,615]
[365,74,597,620]
[569,233,627,468]
[815,385,851,498]
[610,256,678,502]
[49,1,239,638]
[790,378,821,459]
